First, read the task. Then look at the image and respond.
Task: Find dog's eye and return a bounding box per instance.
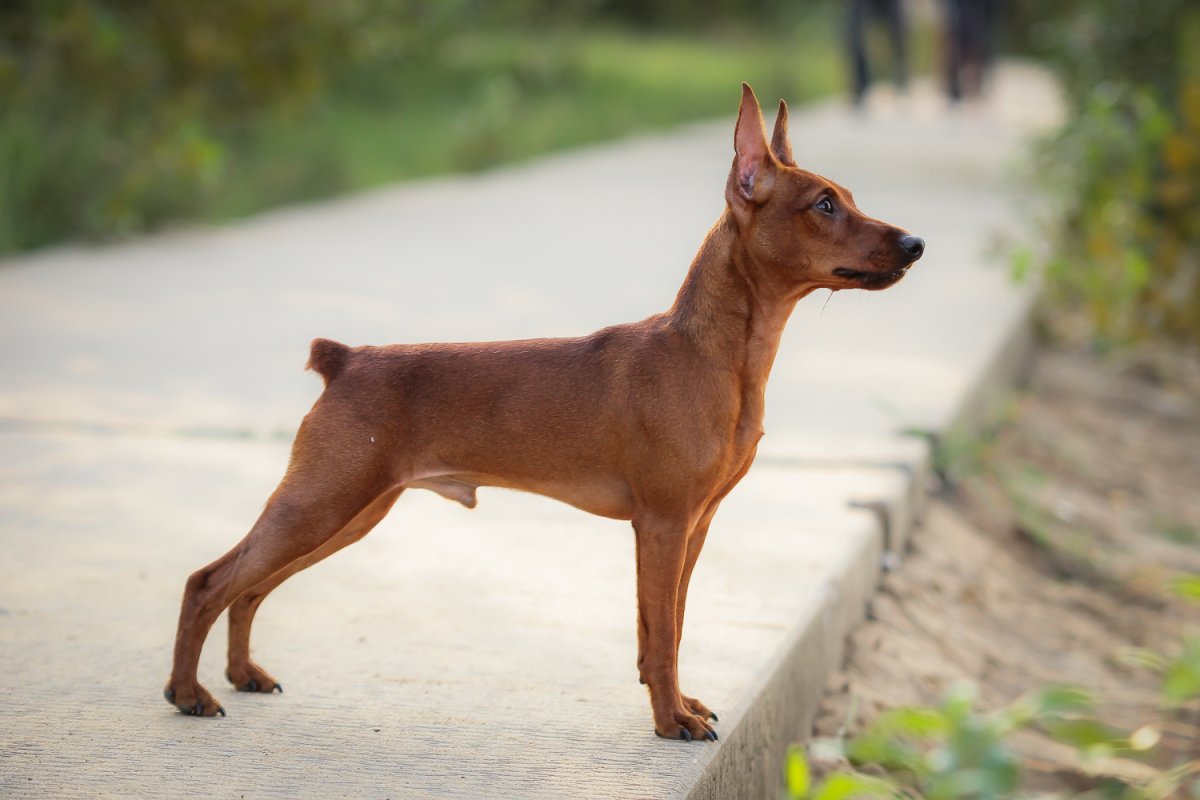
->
[814,198,835,215]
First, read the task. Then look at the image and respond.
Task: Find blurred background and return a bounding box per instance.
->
[1,3,1199,795]
[2,0,1195,350]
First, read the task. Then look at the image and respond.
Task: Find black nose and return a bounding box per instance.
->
[900,235,925,259]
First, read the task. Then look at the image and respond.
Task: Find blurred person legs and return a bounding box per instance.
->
[847,0,910,105]
[943,0,998,101]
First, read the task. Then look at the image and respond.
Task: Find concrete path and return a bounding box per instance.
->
[0,66,1059,798]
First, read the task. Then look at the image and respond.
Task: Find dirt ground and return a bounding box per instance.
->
[814,344,1200,790]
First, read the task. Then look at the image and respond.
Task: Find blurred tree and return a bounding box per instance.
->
[1015,0,1200,346]
[0,0,353,248]
[0,0,840,253]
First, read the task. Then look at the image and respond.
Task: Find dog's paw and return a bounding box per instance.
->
[682,694,718,723]
[163,681,225,717]
[653,708,718,743]
[225,662,282,694]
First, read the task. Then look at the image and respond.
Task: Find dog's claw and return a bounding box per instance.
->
[705,730,718,742]
[273,683,283,694]
[709,712,719,722]
[192,702,203,716]
[246,679,259,693]
[217,706,226,717]
[164,688,175,704]
[680,727,692,741]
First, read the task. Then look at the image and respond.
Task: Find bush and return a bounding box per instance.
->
[0,1,839,255]
[788,672,1200,799]
[1016,0,1200,348]
[0,0,352,250]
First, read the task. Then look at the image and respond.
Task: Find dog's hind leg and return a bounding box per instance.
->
[163,404,398,717]
[224,487,404,694]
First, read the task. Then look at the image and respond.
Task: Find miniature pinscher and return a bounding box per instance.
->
[164,84,924,741]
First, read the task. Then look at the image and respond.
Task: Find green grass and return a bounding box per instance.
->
[1,20,846,253]
[199,26,844,222]
[1,20,845,253]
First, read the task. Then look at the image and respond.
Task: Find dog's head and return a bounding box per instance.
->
[725,83,924,292]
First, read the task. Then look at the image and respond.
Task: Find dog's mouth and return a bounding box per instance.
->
[833,265,912,289]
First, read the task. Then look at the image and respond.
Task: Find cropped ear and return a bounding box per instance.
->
[770,99,795,167]
[732,82,773,201]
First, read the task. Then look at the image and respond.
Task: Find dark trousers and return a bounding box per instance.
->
[943,0,997,100]
[847,0,908,103]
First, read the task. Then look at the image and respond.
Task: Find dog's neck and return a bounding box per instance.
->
[665,211,818,445]
[667,211,813,402]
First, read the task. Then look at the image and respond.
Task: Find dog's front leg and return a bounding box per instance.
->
[633,514,718,742]
[674,514,719,724]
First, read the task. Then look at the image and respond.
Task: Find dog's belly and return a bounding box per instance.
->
[404,472,635,521]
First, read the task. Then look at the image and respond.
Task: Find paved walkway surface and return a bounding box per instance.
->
[0,66,1058,798]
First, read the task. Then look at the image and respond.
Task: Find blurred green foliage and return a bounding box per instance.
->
[782,574,1200,797]
[1012,0,1200,348]
[0,0,840,255]
[0,0,347,249]
[787,679,1200,800]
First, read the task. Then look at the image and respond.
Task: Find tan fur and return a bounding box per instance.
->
[164,84,923,741]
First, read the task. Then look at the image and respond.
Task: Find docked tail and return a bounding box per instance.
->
[307,338,350,385]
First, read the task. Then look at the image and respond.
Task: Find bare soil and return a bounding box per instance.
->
[814,344,1200,789]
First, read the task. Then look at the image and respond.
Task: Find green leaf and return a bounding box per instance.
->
[1043,718,1126,753]
[939,683,978,727]
[1012,684,1094,723]
[786,745,812,799]
[811,772,900,800]
[846,735,925,777]
[848,705,947,770]
[1123,249,1151,292]
[1162,637,1200,705]
[1170,574,1200,603]
[876,707,950,739]
[927,764,1019,800]
[1010,247,1034,284]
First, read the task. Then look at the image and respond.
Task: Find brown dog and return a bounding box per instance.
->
[164,84,924,741]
